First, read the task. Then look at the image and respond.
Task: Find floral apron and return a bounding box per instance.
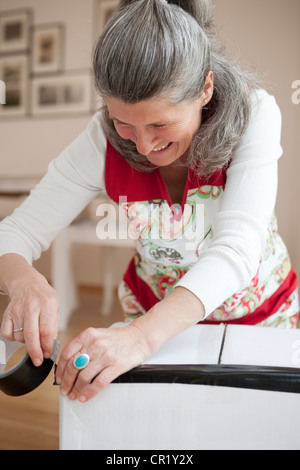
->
[105,140,299,329]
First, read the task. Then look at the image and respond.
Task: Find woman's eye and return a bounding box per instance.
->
[114,120,127,126]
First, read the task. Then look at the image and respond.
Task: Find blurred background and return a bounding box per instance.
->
[0,0,299,304]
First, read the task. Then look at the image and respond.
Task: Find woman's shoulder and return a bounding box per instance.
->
[231,88,283,165]
[250,88,281,120]
[244,87,282,142]
[85,110,107,155]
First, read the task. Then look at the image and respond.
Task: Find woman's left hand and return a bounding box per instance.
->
[55,324,151,403]
[56,287,205,403]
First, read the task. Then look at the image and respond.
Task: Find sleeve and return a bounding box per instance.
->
[176,89,283,317]
[0,112,107,265]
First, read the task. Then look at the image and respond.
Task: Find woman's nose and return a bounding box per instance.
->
[134,128,156,156]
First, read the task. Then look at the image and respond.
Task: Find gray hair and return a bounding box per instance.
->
[93,0,259,177]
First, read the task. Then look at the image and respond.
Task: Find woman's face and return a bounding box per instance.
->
[105,93,207,168]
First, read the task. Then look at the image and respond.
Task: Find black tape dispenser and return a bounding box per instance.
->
[0,333,59,396]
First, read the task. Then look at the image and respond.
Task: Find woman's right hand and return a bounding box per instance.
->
[0,254,60,366]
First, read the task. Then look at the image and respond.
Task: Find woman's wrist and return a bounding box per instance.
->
[130,286,205,357]
[0,254,39,296]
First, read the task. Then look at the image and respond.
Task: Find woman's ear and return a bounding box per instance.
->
[202,70,214,105]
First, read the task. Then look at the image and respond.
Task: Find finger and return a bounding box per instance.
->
[59,357,81,397]
[1,307,17,341]
[0,316,14,341]
[68,361,105,400]
[56,327,97,385]
[39,299,60,358]
[74,366,122,403]
[56,340,84,389]
[23,307,43,367]
[13,330,25,344]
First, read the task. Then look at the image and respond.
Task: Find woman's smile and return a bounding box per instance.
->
[152,142,172,152]
[105,95,205,167]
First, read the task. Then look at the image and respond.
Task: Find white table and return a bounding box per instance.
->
[0,176,41,219]
[51,220,133,330]
[0,177,41,196]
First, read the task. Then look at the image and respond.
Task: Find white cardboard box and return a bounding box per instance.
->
[60,324,300,450]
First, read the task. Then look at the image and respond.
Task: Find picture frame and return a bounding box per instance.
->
[0,54,29,118]
[31,71,94,117]
[0,9,32,54]
[31,23,65,75]
[94,0,119,37]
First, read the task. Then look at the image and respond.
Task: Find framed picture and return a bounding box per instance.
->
[32,23,65,75]
[0,55,29,118]
[0,9,32,54]
[31,71,94,117]
[94,0,119,37]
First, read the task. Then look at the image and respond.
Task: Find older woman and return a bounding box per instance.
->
[0,0,298,402]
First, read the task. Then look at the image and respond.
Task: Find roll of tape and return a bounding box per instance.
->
[0,334,59,397]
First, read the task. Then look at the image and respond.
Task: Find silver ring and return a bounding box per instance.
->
[73,353,90,370]
[13,328,24,333]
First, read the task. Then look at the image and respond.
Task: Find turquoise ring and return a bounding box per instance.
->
[73,353,90,370]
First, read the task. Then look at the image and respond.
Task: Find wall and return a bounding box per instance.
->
[213,0,300,275]
[0,0,95,176]
[0,0,299,288]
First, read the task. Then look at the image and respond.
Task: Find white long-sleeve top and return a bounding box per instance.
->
[0,89,286,318]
